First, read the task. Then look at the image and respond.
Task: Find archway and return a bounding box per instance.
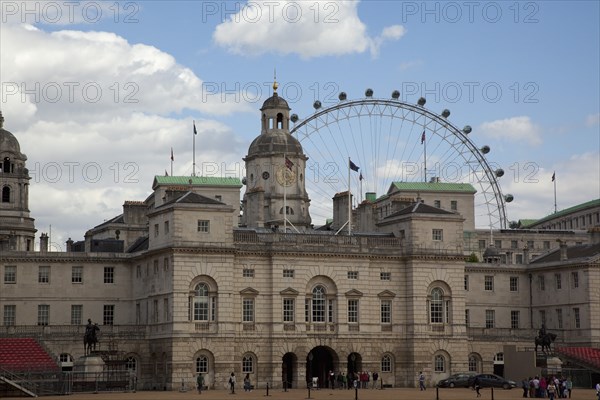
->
[282,353,296,389]
[347,352,363,380]
[306,346,337,388]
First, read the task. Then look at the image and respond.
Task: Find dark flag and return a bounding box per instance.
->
[349,159,360,172]
[285,157,294,170]
[552,172,555,182]
[193,121,197,135]
[170,147,174,161]
[421,130,426,144]
[165,170,169,176]
[359,172,363,181]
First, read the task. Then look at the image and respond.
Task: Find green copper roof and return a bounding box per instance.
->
[154,176,242,187]
[391,182,477,193]
[518,219,538,228]
[528,198,600,226]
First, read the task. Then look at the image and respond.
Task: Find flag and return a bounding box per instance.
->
[552,172,555,182]
[349,159,360,172]
[359,172,363,181]
[170,147,174,161]
[193,121,197,135]
[165,170,169,176]
[285,157,294,170]
[421,130,426,144]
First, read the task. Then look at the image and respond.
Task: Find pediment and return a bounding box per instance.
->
[345,289,364,298]
[280,287,299,296]
[240,287,259,296]
[377,290,396,299]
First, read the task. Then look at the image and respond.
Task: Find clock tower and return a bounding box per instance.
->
[241,82,311,230]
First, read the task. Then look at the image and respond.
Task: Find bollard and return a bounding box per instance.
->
[491,386,494,400]
[284,380,287,392]
[436,386,439,400]
[307,383,311,399]
[265,382,270,396]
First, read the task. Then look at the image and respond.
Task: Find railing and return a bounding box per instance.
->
[305,323,337,333]
[0,325,145,339]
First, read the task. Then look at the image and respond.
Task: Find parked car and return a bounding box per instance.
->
[436,372,478,388]
[468,374,517,389]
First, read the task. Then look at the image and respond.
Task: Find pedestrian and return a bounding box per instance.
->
[566,377,572,398]
[372,371,378,389]
[418,371,426,391]
[196,373,204,394]
[595,382,600,400]
[229,372,236,394]
[243,373,251,392]
[521,377,528,398]
[547,380,556,400]
[473,375,481,398]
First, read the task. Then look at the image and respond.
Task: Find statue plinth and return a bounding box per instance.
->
[74,355,105,377]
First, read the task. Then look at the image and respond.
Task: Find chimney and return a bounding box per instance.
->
[66,238,74,252]
[40,233,49,253]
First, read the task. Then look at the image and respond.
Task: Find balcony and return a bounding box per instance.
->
[305,323,337,334]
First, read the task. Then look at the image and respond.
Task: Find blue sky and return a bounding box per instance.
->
[1,1,599,249]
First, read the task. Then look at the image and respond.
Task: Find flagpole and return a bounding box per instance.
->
[359,175,363,203]
[348,157,352,236]
[423,131,427,183]
[553,172,557,213]
[284,153,287,232]
[170,148,173,176]
[192,120,196,177]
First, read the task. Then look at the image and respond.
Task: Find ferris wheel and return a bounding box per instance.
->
[289,89,513,230]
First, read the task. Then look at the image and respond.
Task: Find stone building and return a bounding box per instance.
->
[1,90,599,391]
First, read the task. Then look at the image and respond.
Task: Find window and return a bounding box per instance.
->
[478,240,486,249]
[573,308,580,328]
[243,298,254,322]
[243,269,255,278]
[543,241,550,250]
[468,356,478,372]
[510,276,518,292]
[153,260,159,275]
[104,267,114,284]
[555,273,562,289]
[283,299,295,323]
[154,224,159,237]
[312,286,326,323]
[527,240,534,249]
[153,299,159,323]
[4,266,16,283]
[484,275,494,291]
[196,356,208,374]
[539,310,546,326]
[380,300,391,324]
[572,271,579,288]
[38,266,50,283]
[556,308,563,329]
[434,355,445,372]
[538,275,545,291]
[434,200,441,208]
[163,298,169,322]
[103,305,114,325]
[163,258,169,271]
[193,283,214,322]
[485,310,495,328]
[511,310,519,329]
[380,272,391,280]
[511,240,518,249]
[71,305,82,325]
[494,239,502,249]
[38,305,49,326]
[197,220,210,233]
[72,266,83,283]
[126,357,137,372]
[164,221,169,234]
[432,229,443,241]
[464,275,469,291]
[283,269,294,278]
[242,355,254,373]
[3,305,16,326]
[450,200,457,211]
[429,288,444,323]
[348,299,359,323]
[347,271,358,280]
[515,254,523,264]
[465,309,470,326]
[381,355,392,372]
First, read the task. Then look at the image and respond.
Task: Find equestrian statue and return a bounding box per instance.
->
[534,324,556,353]
[84,318,100,356]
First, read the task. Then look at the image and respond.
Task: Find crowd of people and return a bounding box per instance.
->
[521,376,573,399]
[320,370,379,389]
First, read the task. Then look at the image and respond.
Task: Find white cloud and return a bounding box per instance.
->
[213,1,405,59]
[586,113,600,127]
[478,116,542,146]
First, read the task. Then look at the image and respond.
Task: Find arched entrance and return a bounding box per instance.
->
[306,346,338,388]
[347,352,363,380]
[282,353,296,389]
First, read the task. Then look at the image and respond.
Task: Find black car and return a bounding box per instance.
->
[469,374,517,389]
[436,372,478,388]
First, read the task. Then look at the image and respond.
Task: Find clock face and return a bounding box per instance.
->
[262,171,270,180]
[276,166,297,186]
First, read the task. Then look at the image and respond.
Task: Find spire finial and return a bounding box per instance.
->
[273,68,278,93]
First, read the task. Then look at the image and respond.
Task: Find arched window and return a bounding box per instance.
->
[468,355,479,372]
[430,288,443,323]
[312,285,326,322]
[196,356,208,373]
[279,206,294,215]
[242,355,254,373]
[125,356,137,371]
[381,354,392,372]
[191,283,216,322]
[434,354,445,372]
[1,186,10,203]
[276,113,284,129]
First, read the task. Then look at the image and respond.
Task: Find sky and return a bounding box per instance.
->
[1,0,599,250]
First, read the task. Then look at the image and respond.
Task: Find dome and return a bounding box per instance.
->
[247,130,303,158]
[483,245,500,258]
[260,92,290,111]
[0,113,24,157]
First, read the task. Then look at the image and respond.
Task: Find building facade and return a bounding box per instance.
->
[1,93,599,391]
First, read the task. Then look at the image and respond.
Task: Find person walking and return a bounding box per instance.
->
[229,372,236,394]
[196,373,204,394]
[418,371,426,391]
[473,375,481,398]
[243,373,251,392]
[547,380,556,400]
[521,377,528,398]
